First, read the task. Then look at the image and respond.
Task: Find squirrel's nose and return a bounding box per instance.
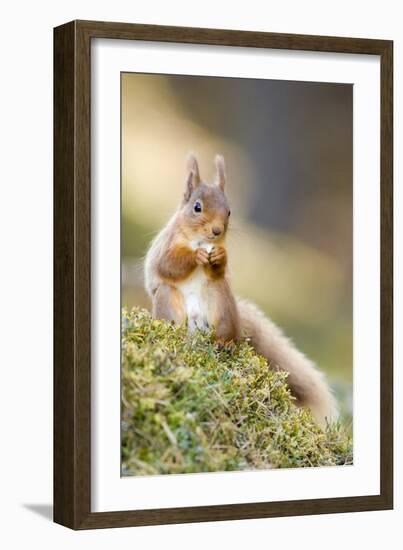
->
[212,226,222,236]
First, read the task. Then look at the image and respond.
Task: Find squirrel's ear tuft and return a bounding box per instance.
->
[215,155,226,190]
[184,153,201,201]
[187,153,200,180]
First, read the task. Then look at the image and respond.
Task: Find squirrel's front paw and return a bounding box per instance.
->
[195,247,210,266]
[209,246,227,266]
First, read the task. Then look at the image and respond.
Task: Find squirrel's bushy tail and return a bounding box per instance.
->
[237,299,338,425]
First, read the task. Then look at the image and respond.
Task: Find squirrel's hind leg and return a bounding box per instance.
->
[208,280,241,344]
[152,283,186,326]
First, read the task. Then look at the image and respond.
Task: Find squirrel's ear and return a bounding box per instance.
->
[215,154,226,190]
[184,153,200,201]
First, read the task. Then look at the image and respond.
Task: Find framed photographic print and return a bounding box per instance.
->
[54,20,393,529]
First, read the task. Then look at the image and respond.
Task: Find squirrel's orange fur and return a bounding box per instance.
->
[144,154,337,424]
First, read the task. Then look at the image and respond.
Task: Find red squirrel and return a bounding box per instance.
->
[145,154,337,424]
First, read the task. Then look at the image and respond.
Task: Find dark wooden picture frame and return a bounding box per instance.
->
[54,19,393,530]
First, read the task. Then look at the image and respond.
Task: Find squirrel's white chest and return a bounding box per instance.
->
[177,241,213,332]
[177,267,210,332]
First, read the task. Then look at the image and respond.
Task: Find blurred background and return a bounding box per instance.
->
[121,73,353,423]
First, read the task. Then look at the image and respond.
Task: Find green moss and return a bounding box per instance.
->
[121,308,353,476]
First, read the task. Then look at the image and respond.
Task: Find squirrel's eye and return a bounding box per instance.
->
[194,201,202,213]
[228,210,231,217]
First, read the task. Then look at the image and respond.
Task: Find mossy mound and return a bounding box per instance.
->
[122,308,352,476]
